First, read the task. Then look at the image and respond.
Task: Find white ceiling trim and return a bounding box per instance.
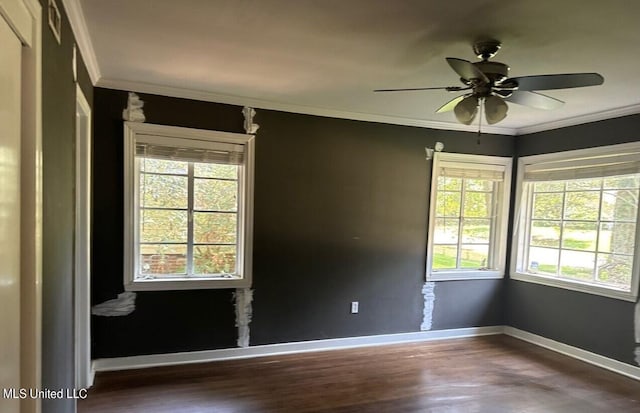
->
[61,0,100,84]
[96,77,517,136]
[516,104,640,135]
[60,0,638,137]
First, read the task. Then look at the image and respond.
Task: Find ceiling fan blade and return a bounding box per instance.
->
[454,95,479,125]
[509,73,604,91]
[484,96,508,125]
[505,90,564,110]
[446,58,489,83]
[374,86,468,92]
[435,95,465,113]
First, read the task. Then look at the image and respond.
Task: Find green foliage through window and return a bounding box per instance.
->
[525,175,639,290]
[433,177,495,270]
[138,157,240,276]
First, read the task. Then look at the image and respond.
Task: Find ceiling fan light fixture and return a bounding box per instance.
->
[484,95,508,124]
[374,40,604,127]
[454,95,479,125]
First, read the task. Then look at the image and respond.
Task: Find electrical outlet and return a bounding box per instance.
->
[351,301,359,314]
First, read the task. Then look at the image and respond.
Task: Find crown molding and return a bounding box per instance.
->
[516,104,640,135]
[61,0,100,84]
[51,1,639,135]
[96,77,517,135]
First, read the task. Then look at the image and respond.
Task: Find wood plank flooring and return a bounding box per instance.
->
[79,335,640,412]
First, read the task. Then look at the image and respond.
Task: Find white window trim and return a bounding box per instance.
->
[123,122,255,291]
[510,141,640,302]
[426,152,512,281]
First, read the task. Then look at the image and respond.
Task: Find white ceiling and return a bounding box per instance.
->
[73,0,640,134]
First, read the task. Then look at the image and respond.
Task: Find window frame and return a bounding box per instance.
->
[123,122,255,291]
[510,142,640,302]
[426,152,513,281]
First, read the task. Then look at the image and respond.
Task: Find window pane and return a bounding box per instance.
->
[140,174,188,209]
[603,175,640,190]
[139,158,188,174]
[140,209,188,243]
[437,176,461,191]
[597,254,632,289]
[598,222,636,254]
[460,245,489,268]
[601,190,638,221]
[534,182,564,192]
[433,218,459,244]
[461,218,490,243]
[432,245,457,269]
[194,178,238,211]
[436,192,461,217]
[564,192,600,221]
[465,179,493,192]
[194,163,238,179]
[139,244,187,275]
[528,247,559,275]
[566,178,601,190]
[194,212,237,244]
[530,221,561,248]
[532,193,563,220]
[559,250,595,281]
[603,175,640,189]
[193,245,237,274]
[463,192,492,218]
[562,221,597,251]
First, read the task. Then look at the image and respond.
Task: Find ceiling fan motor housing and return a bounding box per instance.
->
[473,61,509,84]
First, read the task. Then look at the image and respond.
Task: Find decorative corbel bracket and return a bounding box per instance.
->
[123,92,146,122]
[242,106,259,134]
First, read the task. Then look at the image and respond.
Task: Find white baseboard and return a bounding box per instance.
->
[91,326,640,383]
[92,326,503,372]
[504,326,640,381]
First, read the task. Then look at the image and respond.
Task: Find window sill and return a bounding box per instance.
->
[427,270,504,282]
[510,272,637,302]
[124,276,250,291]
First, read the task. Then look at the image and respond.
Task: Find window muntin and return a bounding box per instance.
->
[427,153,512,281]
[124,122,254,290]
[523,176,638,290]
[432,176,496,270]
[138,159,240,277]
[512,143,640,301]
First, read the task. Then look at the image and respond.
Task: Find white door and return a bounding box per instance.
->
[0,13,23,413]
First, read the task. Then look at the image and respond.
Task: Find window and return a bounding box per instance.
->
[123,122,254,290]
[511,142,640,301]
[426,153,512,281]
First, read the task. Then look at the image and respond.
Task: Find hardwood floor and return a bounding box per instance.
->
[79,335,640,412]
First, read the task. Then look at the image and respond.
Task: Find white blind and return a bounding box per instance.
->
[523,152,640,182]
[135,134,244,165]
[439,161,505,181]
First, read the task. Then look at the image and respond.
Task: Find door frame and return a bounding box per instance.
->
[0,1,42,412]
[75,85,92,389]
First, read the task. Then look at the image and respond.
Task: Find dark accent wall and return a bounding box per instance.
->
[40,0,93,412]
[431,280,504,330]
[92,87,513,357]
[91,89,245,358]
[507,114,640,366]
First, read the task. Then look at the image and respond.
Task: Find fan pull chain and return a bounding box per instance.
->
[477,99,483,144]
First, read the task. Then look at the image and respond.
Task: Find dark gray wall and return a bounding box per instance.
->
[40,0,93,412]
[91,89,240,357]
[507,114,640,365]
[91,87,513,357]
[431,279,504,330]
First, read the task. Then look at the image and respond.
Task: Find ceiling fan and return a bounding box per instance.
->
[374,40,604,125]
